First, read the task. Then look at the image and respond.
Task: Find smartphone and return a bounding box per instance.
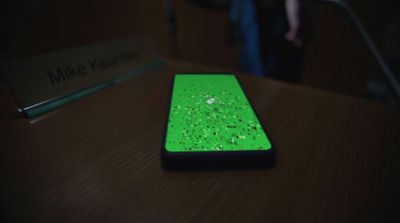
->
[161,74,275,169]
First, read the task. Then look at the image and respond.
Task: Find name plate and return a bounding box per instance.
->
[1,37,164,117]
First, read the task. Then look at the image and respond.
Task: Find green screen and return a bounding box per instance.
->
[165,74,271,152]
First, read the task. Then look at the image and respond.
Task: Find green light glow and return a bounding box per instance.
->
[165,74,272,152]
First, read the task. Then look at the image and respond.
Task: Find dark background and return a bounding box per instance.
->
[1,0,399,99]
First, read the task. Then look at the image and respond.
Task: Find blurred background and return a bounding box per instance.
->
[1,0,400,103]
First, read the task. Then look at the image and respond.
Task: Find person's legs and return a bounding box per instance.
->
[231,0,266,76]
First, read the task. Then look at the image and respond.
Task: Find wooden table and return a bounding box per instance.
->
[1,61,400,223]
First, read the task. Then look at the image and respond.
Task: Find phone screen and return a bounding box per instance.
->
[165,74,272,152]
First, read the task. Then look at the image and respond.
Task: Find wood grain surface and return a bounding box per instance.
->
[1,61,400,223]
